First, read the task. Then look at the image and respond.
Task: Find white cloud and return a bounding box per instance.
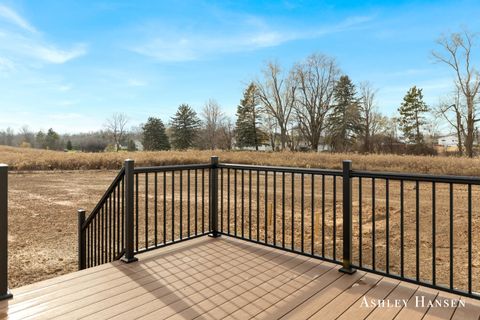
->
[27,43,87,64]
[131,15,374,62]
[0,5,37,33]
[0,5,87,66]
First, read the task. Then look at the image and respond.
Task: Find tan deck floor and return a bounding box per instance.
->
[1,236,480,319]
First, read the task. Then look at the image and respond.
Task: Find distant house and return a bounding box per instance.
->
[438,134,459,148]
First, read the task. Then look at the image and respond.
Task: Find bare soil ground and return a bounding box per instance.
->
[8,169,480,295]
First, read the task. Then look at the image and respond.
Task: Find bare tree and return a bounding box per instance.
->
[292,53,339,151]
[19,125,34,146]
[255,61,297,150]
[432,30,480,157]
[217,117,235,150]
[358,82,381,153]
[201,99,225,150]
[436,87,466,155]
[261,113,278,151]
[105,113,128,152]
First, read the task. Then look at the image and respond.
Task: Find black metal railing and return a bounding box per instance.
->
[78,166,126,269]
[216,163,344,266]
[77,156,480,300]
[78,158,214,269]
[350,169,480,298]
[131,161,213,254]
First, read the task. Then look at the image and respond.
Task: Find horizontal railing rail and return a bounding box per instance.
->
[352,169,480,184]
[218,163,342,176]
[77,157,480,300]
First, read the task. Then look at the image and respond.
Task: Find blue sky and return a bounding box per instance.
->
[0,0,479,133]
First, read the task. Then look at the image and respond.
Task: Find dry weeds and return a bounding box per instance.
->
[1,145,480,175]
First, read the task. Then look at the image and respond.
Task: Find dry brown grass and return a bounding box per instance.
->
[1,145,480,176]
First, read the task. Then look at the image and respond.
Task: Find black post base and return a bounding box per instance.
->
[208,233,221,238]
[0,290,12,301]
[339,267,357,274]
[121,256,138,263]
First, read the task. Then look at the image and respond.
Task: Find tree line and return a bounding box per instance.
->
[0,29,478,156]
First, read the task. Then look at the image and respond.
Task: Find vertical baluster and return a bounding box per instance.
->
[93,215,97,266]
[291,172,295,250]
[202,169,205,234]
[154,173,158,246]
[117,182,120,255]
[416,180,420,282]
[449,182,454,290]
[188,170,191,237]
[242,170,245,238]
[101,207,104,264]
[432,182,436,286]
[249,170,252,240]
[333,176,337,260]
[234,169,237,237]
[135,174,138,252]
[400,180,404,278]
[265,170,268,244]
[113,184,116,257]
[109,195,113,260]
[220,169,223,233]
[179,170,183,240]
[195,169,198,236]
[386,179,389,274]
[372,178,375,270]
[227,168,230,235]
[121,178,125,251]
[282,172,285,248]
[163,171,167,244]
[311,174,314,255]
[322,175,325,257]
[359,177,362,267]
[257,170,260,242]
[468,184,472,294]
[145,173,149,248]
[172,171,175,242]
[273,171,277,246]
[301,173,304,253]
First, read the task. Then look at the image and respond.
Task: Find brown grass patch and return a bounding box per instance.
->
[1,145,479,176]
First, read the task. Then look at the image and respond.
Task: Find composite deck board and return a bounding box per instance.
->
[1,236,480,319]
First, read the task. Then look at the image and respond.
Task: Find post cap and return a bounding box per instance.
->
[0,164,8,168]
[210,156,219,164]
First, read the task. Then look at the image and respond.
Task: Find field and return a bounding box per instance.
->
[3,146,480,290]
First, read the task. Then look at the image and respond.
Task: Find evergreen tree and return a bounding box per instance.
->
[142,117,170,151]
[398,86,429,144]
[235,83,263,149]
[45,128,60,150]
[170,104,200,150]
[127,139,137,151]
[36,131,47,149]
[326,75,362,151]
[66,140,73,151]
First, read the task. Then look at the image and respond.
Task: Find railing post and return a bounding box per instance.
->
[340,160,356,274]
[209,156,220,238]
[121,159,138,263]
[77,209,86,270]
[0,164,12,300]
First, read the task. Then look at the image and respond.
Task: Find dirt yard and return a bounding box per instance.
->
[8,170,119,288]
[8,168,480,295]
